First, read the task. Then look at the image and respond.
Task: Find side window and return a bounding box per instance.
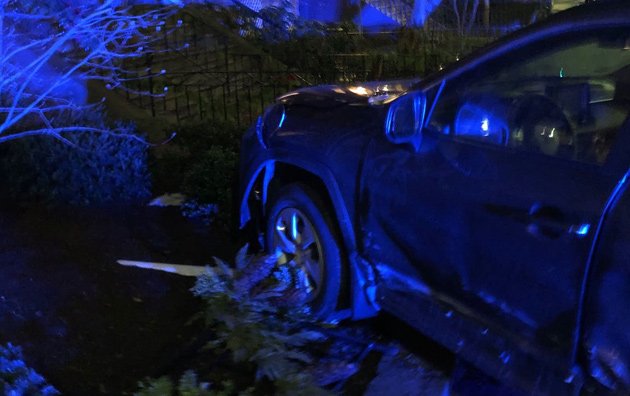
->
[429,28,630,164]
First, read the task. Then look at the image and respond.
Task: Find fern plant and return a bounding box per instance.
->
[137,246,359,396]
[191,247,328,394]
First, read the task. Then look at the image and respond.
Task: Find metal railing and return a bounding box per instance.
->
[120,2,551,127]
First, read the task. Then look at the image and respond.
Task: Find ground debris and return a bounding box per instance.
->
[309,360,360,386]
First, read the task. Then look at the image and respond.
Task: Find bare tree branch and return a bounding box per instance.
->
[0,0,179,143]
[451,0,481,35]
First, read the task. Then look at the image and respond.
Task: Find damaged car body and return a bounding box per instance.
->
[238,2,630,394]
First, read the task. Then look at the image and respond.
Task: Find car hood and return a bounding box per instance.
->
[276,79,420,108]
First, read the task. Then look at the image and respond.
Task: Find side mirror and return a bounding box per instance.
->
[384,91,426,151]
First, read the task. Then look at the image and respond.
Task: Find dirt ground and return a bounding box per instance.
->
[0,204,222,395]
[0,203,451,395]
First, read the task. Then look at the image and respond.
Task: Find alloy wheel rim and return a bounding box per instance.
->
[273,207,324,302]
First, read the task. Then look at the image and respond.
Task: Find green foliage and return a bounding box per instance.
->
[257,0,327,44]
[185,1,546,86]
[137,376,175,396]
[137,372,249,396]
[136,371,217,396]
[172,120,241,155]
[205,1,326,45]
[0,108,150,205]
[151,120,242,226]
[182,146,237,214]
[181,200,218,226]
[191,248,327,394]
[0,343,58,395]
[136,246,352,396]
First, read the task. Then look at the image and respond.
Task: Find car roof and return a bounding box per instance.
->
[417,1,630,89]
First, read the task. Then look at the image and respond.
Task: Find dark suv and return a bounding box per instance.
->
[239,2,630,394]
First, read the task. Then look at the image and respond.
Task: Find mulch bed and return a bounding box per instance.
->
[0,204,234,395]
[0,203,455,396]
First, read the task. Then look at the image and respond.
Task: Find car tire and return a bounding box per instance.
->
[266,183,343,319]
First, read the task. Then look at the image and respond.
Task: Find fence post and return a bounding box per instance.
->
[423,31,428,75]
[362,55,367,81]
[175,88,180,123]
[401,55,408,75]
[247,84,252,125]
[182,18,188,57]
[137,77,143,107]
[147,55,156,118]
[198,85,204,120]
[124,67,130,101]
[222,84,227,121]
[235,83,241,128]
[163,85,167,112]
[224,41,231,98]
[191,17,198,50]
[210,86,216,122]
[285,65,290,94]
[163,24,168,51]
[148,74,155,118]
[185,85,191,118]
[258,55,265,114]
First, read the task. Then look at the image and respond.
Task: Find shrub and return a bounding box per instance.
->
[0,109,150,206]
[151,120,242,227]
[171,120,241,156]
[0,343,58,395]
[180,200,219,226]
[136,246,358,395]
[136,371,243,396]
[181,146,237,219]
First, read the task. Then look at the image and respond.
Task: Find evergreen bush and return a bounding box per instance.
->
[0,109,150,206]
[0,343,58,395]
[151,120,242,227]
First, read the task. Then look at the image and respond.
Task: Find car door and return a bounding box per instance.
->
[360,26,630,357]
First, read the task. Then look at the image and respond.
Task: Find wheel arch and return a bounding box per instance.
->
[241,159,356,252]
[239,158,378,319]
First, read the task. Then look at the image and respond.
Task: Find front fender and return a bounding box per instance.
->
[240,156,356,252]
[238,156,379,320]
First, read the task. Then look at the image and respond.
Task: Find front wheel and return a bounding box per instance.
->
[266,183,343,319]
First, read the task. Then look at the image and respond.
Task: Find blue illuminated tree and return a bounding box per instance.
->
[450,0,480,34]
[0,0,178,144]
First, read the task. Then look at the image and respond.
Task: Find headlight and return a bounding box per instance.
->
[256,103,285,149]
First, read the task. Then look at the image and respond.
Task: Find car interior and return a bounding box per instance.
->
[431,31,630,165]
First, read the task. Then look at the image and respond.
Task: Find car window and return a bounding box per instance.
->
[429,28,630,165]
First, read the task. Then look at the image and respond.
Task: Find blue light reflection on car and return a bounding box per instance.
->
[454,101,508,144]
[291,213,298,241]
[575,224,590,236]
[481,117,490,133]
[278,111,286,129]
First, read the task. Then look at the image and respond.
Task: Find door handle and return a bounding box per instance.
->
[483,203,590,238]
[567,223,591,237]
[528,203,590,239]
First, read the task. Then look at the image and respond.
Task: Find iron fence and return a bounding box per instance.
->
[121,2,551,128]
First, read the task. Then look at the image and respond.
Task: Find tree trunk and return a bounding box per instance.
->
[466,0,480,33]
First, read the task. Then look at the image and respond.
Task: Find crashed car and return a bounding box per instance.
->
[238,2,630,394]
